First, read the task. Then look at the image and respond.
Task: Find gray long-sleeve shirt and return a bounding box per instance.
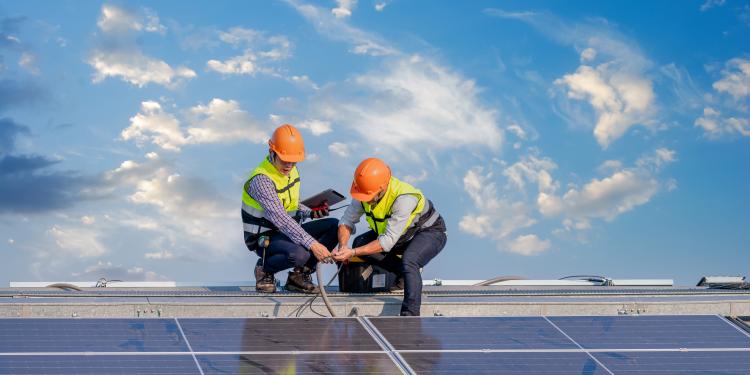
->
[339,195,419,252]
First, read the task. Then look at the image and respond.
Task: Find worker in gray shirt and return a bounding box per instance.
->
[332,158,446,316]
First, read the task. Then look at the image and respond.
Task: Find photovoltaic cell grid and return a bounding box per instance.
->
[0,315,749,374]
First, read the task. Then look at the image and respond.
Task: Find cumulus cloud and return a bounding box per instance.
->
[503,155,558,193]
[315,55,502,159]
[122,101,187,151]
[298,119,332,136]
[121,99,269,151]
[712,58,750,100]
[555,63,655,148]
[332,0,357,18]
[487,9,658,148]
[103,153,239,256]
[508,234,551,255]
[206,27,291,77]
[695,107,750,138]
[695,58,750,139]
[97,4,165,34]
[88,5,195,88]
[47,225,107,258]
[18,52,38,74]
[328,142,350,157]
[458,167,537,250]
[537,148,676,222]
[89,50,196,88]
[186,98,269,144]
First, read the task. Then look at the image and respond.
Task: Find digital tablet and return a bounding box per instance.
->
[300,189,346,208]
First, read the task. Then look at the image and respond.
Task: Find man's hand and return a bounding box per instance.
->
[332,246,355,262]
[310,241,333,263]
[310,202,329,219]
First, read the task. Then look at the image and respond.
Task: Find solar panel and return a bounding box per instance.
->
[368,316,577,350]
[196,353,401,374]
[593,351,750,374]
[0,355,200,375]
[0,318,189,352]
[400,352,611,375]
[547,315,750,349]
[179,318,382,352]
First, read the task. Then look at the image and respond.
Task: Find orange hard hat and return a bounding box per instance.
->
[268,124,305,162]
[350,158,391,201]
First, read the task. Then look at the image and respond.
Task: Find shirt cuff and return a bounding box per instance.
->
[377,235,393,252]
[302,236,315,250]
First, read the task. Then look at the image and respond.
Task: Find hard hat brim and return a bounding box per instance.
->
[275,152,305,163]
[350,181,378,202]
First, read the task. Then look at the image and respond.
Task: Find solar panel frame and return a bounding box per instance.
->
[592,350,750,375]
[547,314,750,349]
[368,316,579,350]
[196,353,402,374]
[177,317,383,352]
[0,318,190,353]
[399,351,612,375]
[0,355,202,375]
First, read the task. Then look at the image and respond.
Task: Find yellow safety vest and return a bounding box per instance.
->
[362,177,426,236]
[241,157,300,235]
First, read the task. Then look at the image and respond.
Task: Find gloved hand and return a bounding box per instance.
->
[310,202,329,219]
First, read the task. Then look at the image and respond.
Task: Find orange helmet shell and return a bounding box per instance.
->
[269,124,305,162]
[350,158,391,201]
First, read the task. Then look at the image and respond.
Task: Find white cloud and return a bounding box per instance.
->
[555,63,655,148]
[47,225,107,258]
[97,5,158,34]
[486,9,658,148]
[122,101,187,151]
[8,238,15,245]
[695,107,750,138]
[712,58,750,100]
[332,0,357,18]
[144,250,175,260]
[287,0,397,56]
[104,154,239,256]
[508,234,551,255]
[503,155,558,193]
[121,99,269,152]
[298,119,332,136]
[18,52,39,74]
[207,27,291,77]
[459,167,537,247]
[72,261,165,281]
[506,123,527,140]
[328,142,350,157]
[80,216,96,225]
[375,2,387,12]
[186,98,269,144]
[89,5,191,88]
[89,50,195,88]
[537,148,676,222]
[316,55,502,159]
[580,47,596,63]
[700,0,726,11]
[403,170,428,184]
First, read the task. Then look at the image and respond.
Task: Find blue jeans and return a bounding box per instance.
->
[353,226,447,316]
[256,218,339,274]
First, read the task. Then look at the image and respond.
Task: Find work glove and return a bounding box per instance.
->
[310,203,330,219]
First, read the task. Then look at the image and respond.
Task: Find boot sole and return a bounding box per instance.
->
[284,284,319,294]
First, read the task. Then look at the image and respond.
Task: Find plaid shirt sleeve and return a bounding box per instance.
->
[247,175,315,249]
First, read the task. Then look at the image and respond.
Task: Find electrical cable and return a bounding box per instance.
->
[290,262,343,317]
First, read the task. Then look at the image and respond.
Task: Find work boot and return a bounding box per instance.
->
[255,265,276,293]
[389,276,405,292]
[285,267,319,294]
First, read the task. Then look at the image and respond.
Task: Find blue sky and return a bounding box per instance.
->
[0,0,748,286]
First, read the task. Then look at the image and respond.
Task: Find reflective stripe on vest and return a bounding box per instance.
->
[361,177,426,236]
[241,157,300,235]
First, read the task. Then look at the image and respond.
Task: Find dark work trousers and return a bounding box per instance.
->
[353,224,447,316]
[256,218,339,274]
